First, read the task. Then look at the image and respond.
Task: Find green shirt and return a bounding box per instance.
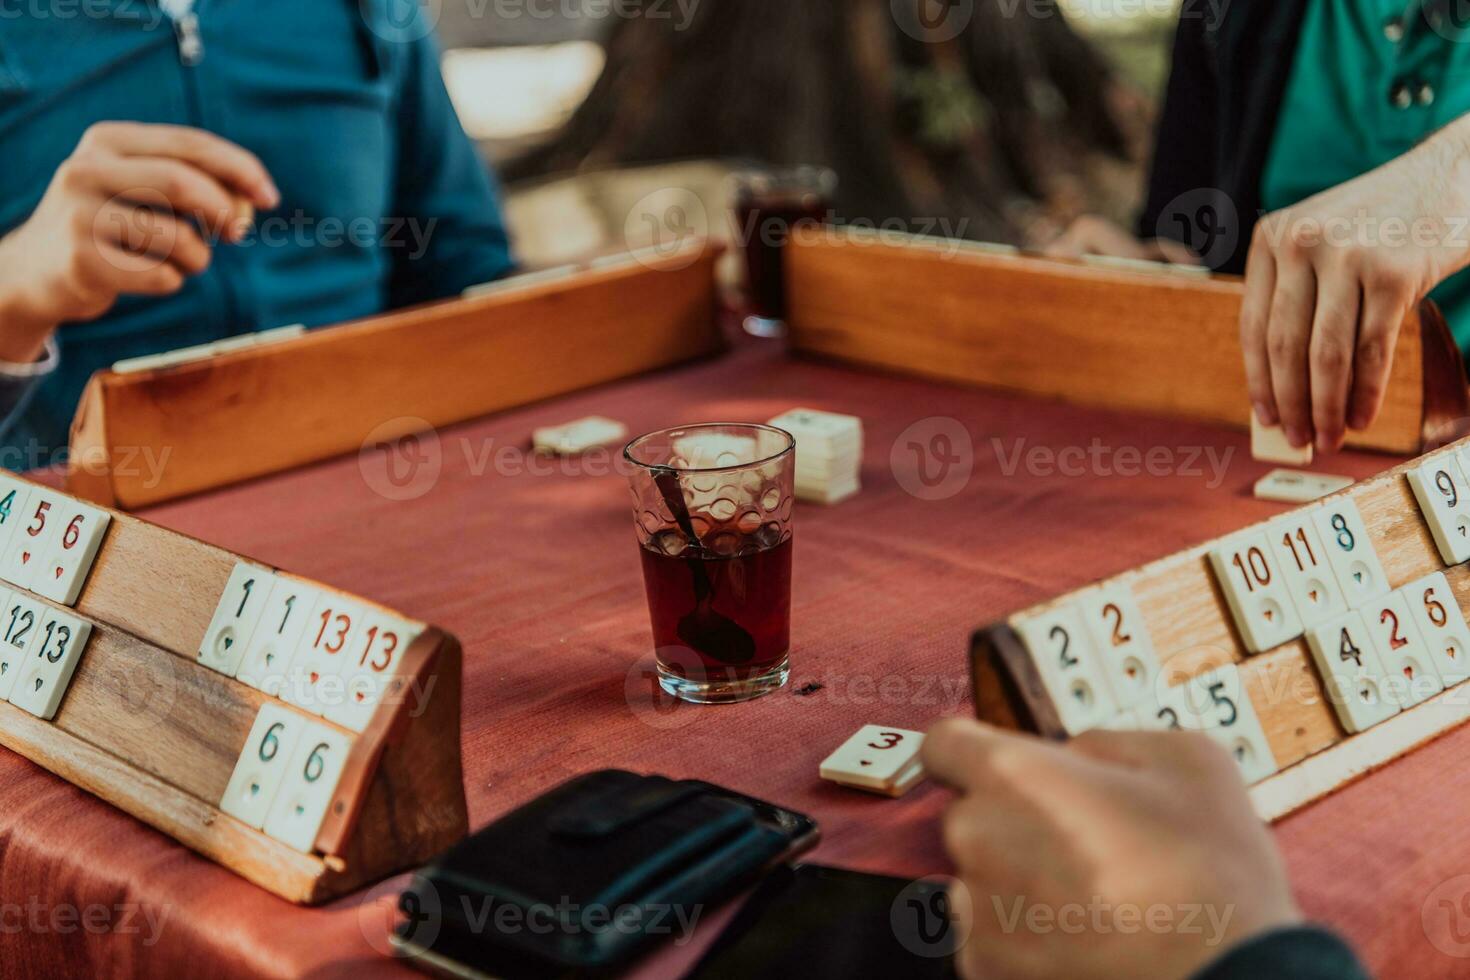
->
[1261,0,1470,349]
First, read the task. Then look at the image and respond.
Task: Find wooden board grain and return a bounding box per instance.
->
[67,243,726,509]
[0,471,468,904]
[787,228,1468,454]
[972,434,1470,819]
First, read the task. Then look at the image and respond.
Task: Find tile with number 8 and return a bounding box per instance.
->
[1011,606,1117,735]
[33,501,110,606]
[1305,610,1400,733]
[0,489,65,590]
[1404,572,1470,687]
[236,578,322,696]
[10,606,91,720]
[1363,592,1443,707]
[262,720,352,853]
[1266,513,1347,629]
[1406,456,1470,565]
[1078,584,1160,711]
[1311,499,1389,606]
[198,563,273,676]
[220,703,308,829]
[324,611,423,733]
[1209,531,1303,653]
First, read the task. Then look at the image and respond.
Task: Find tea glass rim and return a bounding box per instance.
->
[623,422,795,475]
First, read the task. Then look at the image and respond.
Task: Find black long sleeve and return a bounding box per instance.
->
[1192,927,1372,980]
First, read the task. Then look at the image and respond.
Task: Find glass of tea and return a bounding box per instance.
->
[731,166,837,337]
[624,423,796,703]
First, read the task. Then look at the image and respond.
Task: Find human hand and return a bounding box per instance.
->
[922,719,1300,980]
[0,122,278,362]
[1240,120,1470,452]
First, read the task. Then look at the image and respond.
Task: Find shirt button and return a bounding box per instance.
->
[1391,81,1414,109]
[1385,18,1405,41]
[1418,82,1436,106]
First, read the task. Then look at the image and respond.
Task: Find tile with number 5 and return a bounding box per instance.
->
[324,612,423,733]
[1185,664,1278,784]
[0,489,64,591]
[10,607,91,720]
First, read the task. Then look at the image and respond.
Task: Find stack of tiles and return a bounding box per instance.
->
[768,409,863,505]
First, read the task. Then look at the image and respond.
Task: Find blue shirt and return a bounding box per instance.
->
[0,0,515,459]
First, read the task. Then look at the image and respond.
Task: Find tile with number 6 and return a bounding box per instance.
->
[1011,606,1117,735]
[1404,572,1470,687]
[263,720,352,853]
[1078,584,1160,711]
[0,489,64,590]
[237,578,322,696]
[198,563,273,676]
[1311,499,1389,606]
[33,501,110,606]
[1209,531,1303,653]
[220,703,308,829]
[324,612,423,732]
[10,607,91,720]
[1363,592,1443,707]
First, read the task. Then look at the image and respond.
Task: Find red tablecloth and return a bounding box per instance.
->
[1,339,1455,978]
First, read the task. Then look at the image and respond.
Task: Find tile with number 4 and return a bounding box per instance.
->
[1363,592,1443,707]
[1185,665,1278,784]
[1406,456,1470,565]
[0,478,31,560]
[10,606,91,720]
[198,563,273,676]
[220,703,308,829]
[236,578,322,697]
[1311,499,1389,607]
[1079,584,1160,711]
[324,612,423,733]
[0,489,65,590]
[282,595,366,715]
[1404,572,1470,687]
[1266,513,1347,629]
[1209,531,1303,653]
[818,725,925,796]
[262,720,352,853]
[33,501,110,606]
[1305,610,1400,733]
[1011,606,1117,735]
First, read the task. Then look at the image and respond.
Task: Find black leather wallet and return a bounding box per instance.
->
[391,770,820,979]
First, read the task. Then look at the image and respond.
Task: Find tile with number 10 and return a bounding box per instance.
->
[1209,531,1303,653]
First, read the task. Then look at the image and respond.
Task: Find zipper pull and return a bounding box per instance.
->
[175,12,204,66]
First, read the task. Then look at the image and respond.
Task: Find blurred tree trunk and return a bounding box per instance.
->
[501,0,1150,243]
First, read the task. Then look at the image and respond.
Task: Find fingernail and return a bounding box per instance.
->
[1285,426,1309,448]
[1253,402,1278,426]
[259,180,280,209]
[1347,409,1370,431]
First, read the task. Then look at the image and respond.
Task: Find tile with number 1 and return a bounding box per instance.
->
[236,578,322,697]
[198,563,273,676]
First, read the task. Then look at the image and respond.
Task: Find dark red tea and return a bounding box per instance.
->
[735,194,829,323]
[638,529,793,683]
